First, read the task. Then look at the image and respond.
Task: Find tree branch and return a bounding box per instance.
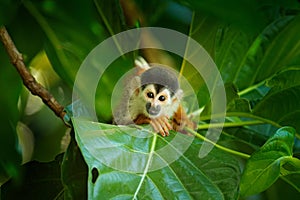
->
[0,26,66,123]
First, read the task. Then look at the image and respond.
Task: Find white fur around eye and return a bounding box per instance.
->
[157,89,171,102]
[143,85,156,100]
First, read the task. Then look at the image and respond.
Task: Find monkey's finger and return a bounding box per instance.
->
[161,117,172,130]
[151,119,168,137]
[159,121,170,136]
[156,117,171,136]
[150,120,163,136]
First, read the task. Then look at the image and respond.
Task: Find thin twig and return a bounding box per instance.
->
[0,26,66,123]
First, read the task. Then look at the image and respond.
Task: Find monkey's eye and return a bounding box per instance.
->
[147,92,154,98]
[158,95,166,101]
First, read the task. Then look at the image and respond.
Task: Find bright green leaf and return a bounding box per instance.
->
[72,117,240,199]
[240,126,296,197]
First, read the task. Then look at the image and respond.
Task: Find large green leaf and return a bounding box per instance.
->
[72,117,240,199]
[240,126,299,196]
[217,15,299,90]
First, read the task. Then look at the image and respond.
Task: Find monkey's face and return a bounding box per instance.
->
[141,84,173,118]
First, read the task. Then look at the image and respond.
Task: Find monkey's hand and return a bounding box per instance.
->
[172,105,197,134]
[150,116,172,137]
[134,114,172,137]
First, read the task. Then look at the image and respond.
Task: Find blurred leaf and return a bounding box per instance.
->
[94,0,125,37]
[0,0,21,25]
[21,0,135,122]
[181,12,221,108]
[1,154,64,199]
[0,45,22,183]
[176,0,300,33]
[240,126,297,197]
[73,117,240,199]
[6,4,45,64]
[96,57,134,122]
[22,0,105,86]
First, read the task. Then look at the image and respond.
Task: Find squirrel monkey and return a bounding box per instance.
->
[113,57,196,136]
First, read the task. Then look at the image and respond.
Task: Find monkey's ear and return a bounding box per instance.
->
[135,56,150,75]
[174,89,183,100]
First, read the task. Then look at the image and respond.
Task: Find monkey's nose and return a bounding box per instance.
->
[146,103,161,116]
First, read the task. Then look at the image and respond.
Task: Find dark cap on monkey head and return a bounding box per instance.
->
[140,66,179,94]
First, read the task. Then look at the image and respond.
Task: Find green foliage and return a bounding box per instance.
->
[240,127,299,196]
[73,118,240,199]
[0,45,22,183]
[0,0,20,25]
[62,129,88,199]
[1,0,300,199]
[1,154,64,199]
[253,68,300,132]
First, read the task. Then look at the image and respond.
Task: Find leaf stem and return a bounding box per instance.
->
[133,132,158,199]
[201,112,281,128]
[198,120,264,130]
[186,128,250,159]
[238,80,266,96]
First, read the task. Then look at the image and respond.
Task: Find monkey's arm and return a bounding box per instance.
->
[133,114,151,125]
[172,105,196,133]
